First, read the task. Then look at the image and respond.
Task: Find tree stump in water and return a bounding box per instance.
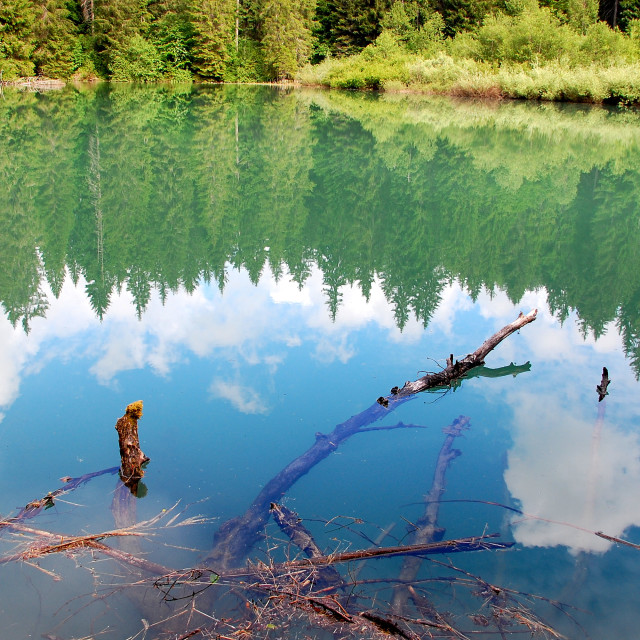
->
[115,400,149,494]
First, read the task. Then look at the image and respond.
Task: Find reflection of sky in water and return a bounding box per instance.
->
[1,264,639,562]
[2,261,640,640]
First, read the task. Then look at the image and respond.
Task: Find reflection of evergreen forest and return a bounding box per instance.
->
[1,84,640,374]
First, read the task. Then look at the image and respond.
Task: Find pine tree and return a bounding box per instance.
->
[0,0,37,77]
[259,0,315,79]
[314,0,389,56]
[32,0,79,77]
[93,0,148,75]
[191,0,237,79]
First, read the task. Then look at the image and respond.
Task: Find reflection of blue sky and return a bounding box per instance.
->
[0,265,425,415]
[1,265,639,557]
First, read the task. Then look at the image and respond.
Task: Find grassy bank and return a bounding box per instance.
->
[297,5,640,104]
[298,54,640,103]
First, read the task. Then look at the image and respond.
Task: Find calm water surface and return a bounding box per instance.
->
[1,84,640,639]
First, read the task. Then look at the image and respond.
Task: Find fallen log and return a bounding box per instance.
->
[203,311,537,570]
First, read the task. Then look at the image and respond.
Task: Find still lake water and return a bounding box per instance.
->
[1,83,640,639]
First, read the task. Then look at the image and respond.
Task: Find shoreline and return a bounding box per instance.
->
[3,73,639,107]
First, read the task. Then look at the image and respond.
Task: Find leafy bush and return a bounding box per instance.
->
[110,35,163,82]
[0,58,34,80]
[471,5,578,65]
[578,21,636,64]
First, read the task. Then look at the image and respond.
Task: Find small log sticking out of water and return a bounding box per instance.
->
[596,366,611,402]
[115,401,149,494]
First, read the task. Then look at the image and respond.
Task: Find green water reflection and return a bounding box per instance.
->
[1,84,639,373]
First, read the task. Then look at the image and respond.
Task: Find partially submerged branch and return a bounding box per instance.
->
[270,502,344,590]
[379,309,538,406]
[0,466,119,532]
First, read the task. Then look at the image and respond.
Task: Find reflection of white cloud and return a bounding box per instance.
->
[270,278,312,306]
[469,286,640,554]
[475,287,625,367]
[3,264,439,411]
[505,392,640,554]
[313,335,355,364]
[298,273,425,345]
[430,281,472,335]
[0,271,99,415]
[209,379,268,415]
[0,320,28,409]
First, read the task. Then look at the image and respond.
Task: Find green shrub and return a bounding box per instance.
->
[110,35,163,82]
[0,58,35,80]
[473,5,578,64]
[579,21,635,64]
[296,57,335,85]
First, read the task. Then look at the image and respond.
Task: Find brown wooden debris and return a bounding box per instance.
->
[115,400,149,493]
[270,502,344,590]
[386,310,538,402]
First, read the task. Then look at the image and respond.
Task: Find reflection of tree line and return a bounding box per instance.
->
[1,84,639,374]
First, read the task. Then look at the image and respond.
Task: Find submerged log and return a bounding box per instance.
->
[115,400,149,493]
[203,311,537,570]
[392,416,469,613]
[270,502,345,590]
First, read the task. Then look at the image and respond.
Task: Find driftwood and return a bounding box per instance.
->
[0,466,119,532]
[239,533,513,572]
[115,400,149,493]
[204,310,537,570]
[270,502,345,590]
[380,309,538,405]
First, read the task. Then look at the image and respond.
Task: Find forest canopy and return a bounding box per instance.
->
[1,0,640,85]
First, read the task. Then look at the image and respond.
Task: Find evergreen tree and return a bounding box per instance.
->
[31,0,79,77]
[259,0,315,78]
[0,0,37,77]
[432,0,494,35]
[146,0,195,76]
[314,0,390,55]
[93,0,148,75]
[191,0,237,79]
